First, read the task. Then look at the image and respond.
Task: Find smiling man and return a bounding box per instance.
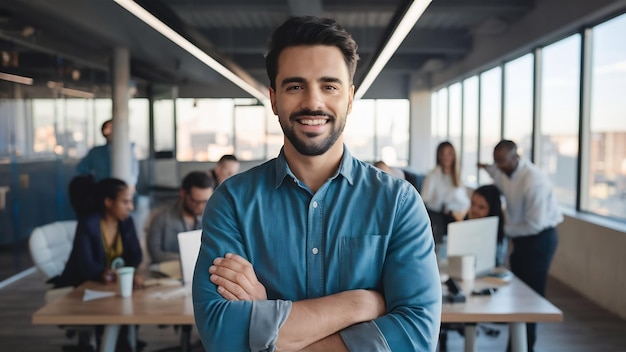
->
[192,16,441,352]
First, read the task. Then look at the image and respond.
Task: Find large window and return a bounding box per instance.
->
[176,99,234,161]
[0,97,147,161]
[234,104,266,161]
[31,99,58,157]
[461,76,479,187]
[504,54,534,158]
[129,99,149,160]
[265,104,283,158]
[539,34,581,207]
[345,99,376,161]
[479,67,502,184]
[0,98,21,159]
[375,100,410,166]
[344,99,409,165]
[433,88,448,145]
[155,99,176,155]
[448,83,463,153]
[173,98,409,163]
[432,14,626,223]
[586,14,626,220]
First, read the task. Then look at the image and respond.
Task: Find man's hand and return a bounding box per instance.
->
[209,253,267,301]
[477,162,488,169]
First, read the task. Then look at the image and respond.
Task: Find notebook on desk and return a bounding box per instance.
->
[177,230,202,286]
[446,216,499,277]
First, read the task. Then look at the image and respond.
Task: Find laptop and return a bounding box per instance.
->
[177,230,203,286]
[446,216,499,277]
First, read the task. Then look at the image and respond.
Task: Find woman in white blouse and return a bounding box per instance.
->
[422,141,470,222]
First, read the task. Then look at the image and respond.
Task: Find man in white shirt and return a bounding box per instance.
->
[479,139,562,352]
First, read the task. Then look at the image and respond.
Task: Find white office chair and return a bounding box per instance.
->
[29,220,99,351]
[29,220,77,301]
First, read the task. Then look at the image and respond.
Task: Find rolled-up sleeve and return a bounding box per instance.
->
[340,321,390,351]
[193,187,293,351]
[249,300,292,351]
[371,184,442,351]
[193,188,253,350]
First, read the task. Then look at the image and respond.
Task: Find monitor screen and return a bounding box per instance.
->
[446,216,499,277]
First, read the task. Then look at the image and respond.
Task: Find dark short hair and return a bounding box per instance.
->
[101,119,112,134]
[218,154,238,164]
[96,178,128,212]
[495,140,518,154]
[181,171,215,193]
[265,16,359,90]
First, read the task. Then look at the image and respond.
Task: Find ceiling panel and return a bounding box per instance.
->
[0,0,534,99]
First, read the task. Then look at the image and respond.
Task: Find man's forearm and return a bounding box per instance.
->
[299,333,347,352]
[276,290,384,351]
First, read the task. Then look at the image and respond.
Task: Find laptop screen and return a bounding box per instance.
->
[446,216,499,277]
[177,230,202,286]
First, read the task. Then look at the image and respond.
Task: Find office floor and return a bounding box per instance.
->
[0,241,33,282]
[1,270,626,351]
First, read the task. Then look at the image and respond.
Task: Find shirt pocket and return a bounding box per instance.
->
[339,234,387,292]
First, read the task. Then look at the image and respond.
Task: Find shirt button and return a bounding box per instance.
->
[312,201,318,208]
[312,247,319,254]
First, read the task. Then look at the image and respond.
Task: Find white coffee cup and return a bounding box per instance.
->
[447,255,475,281]
[116,266,135,298]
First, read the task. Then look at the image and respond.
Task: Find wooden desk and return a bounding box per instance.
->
[32,281,193,352]
[441,275,563,352]
[34,276,562,352]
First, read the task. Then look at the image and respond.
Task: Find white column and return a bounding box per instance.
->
[111,47,132,186]
[408,73,434,173]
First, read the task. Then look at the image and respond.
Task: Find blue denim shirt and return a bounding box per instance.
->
[193,147,441,351]
[76,143,139,186]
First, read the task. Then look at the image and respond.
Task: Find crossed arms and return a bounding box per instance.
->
[192,181,442,351]
[209,253,385,351]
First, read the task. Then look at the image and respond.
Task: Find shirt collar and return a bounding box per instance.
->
[273,145,356,189]
[510,158,529,178]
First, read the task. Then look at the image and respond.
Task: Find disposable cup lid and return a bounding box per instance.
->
[116,266,135,275]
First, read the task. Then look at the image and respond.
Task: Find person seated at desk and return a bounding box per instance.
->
[55,177,145,351]
[146,171,214,264]
[209,154,240,187]
[466,184,507,266]
[439,184,509,352]
[422,141,470,241]
[54,177,143,288]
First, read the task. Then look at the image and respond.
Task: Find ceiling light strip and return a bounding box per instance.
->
[113,0,268,102]
[0,72,33,85]
[60,87,95,99]
[354,0,432,100]
[47,81,95,99]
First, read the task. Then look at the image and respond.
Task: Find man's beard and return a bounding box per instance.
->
[182,202,198,217]
[281,109,346,156]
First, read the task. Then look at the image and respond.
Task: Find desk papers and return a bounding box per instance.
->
[83,289,116,301]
